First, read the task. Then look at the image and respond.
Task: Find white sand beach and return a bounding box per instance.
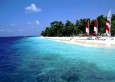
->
[41,37,115,48]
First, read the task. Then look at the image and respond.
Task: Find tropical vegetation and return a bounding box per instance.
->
[41,14,115,36]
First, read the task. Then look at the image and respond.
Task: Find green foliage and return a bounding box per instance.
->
[97,15,106,34]
[41,14,115,36]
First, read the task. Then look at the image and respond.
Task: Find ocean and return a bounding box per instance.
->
[0,37,115,82]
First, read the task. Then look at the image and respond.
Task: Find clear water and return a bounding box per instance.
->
[0,37,115,82]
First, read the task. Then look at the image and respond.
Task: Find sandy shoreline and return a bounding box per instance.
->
[41,37,115,48]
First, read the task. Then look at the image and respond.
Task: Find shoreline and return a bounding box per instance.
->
[41,37,115,48]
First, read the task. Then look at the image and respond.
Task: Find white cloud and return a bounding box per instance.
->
[0,29,13,32]
[0,29,4,32]
[7,29,12,32]
[10,24,16,26]
[27,22,31,25]
[26,20,40,27]
[17,29,25,32]
[31,26,34,28]
[25,3,41,13]
[35,20,40,25]
[36,29,39,32]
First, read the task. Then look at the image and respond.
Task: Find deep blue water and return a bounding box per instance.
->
[0,37,115,82]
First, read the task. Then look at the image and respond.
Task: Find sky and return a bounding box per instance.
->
[0,0,115,37]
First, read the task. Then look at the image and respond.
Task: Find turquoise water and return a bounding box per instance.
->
[0,37,115,82]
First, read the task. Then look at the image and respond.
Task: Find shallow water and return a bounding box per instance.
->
[0,37,115,82]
